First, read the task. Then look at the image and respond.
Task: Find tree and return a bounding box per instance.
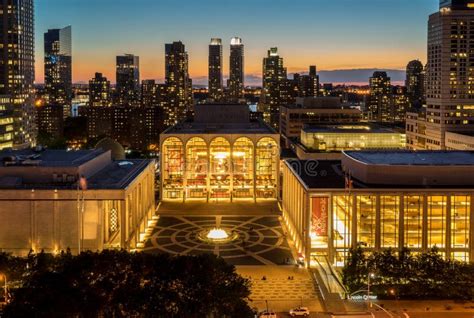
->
[3,251,253,317]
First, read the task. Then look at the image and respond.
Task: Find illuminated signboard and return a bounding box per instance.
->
[311,197,328,236]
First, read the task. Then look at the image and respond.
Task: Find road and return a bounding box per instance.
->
[274,312,474,318]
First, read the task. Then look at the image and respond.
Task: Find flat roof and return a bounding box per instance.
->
[0,149,105,167]
[303,124,403,134]
[447,131,474,137]
[344,151,474,166]
[162,120,277,135]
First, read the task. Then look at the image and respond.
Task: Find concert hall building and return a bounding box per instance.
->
[160,104,280,202]
[282,151,474,267]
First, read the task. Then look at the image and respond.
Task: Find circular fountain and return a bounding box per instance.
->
[197,227,239,244]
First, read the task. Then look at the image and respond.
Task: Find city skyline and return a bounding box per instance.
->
[35,0,437,84]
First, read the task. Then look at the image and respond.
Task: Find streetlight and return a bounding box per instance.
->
[0,273,7,304]
[367,272,375,308]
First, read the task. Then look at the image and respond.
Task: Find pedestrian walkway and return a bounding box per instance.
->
[237,265,324,313]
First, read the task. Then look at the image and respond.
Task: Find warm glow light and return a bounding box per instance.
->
[207,228,229,240]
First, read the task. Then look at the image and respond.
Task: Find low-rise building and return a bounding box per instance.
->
[282,151,474,268]
[0,148,155,255]
[293,123,406,160]
[280,97,362,145]
[445,131,474,150]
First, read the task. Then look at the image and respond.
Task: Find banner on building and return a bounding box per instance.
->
[312,197,328,236]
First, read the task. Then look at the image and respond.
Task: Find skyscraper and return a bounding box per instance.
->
[141,79,158,106]
[116,54,140,106]
[294,66,320,98]
[367,71,393,122]
[405,60,425,108]
[165,41,193,124]
[44,26,72,118]
[0,0,36,148]
[407,0,474,149]
[261,47,289,129]
[208,38,223,101]
[89,72,111,107]
[229,37,244,101]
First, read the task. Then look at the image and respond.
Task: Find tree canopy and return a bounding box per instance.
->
[342,246,474,300]
[3,250,253,317]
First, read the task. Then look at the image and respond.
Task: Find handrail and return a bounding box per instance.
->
[314,255,347,298]
[323,255,349,295]
[314,257,332,293]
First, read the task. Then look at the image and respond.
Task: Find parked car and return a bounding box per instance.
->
[289,306,310,317]
[259,310,277,318]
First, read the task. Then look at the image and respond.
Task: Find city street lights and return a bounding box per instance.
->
[367,272,375,308]
[0,273,7,304]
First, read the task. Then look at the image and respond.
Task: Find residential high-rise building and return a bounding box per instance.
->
[293,65,320,98]
[89,72,111,107]
[165,41,193,124]
[116,54,140,106]
[0,0,36,148]
[36,104,64,139]
[405,60,425,108]
[367,71,393,122]
[261,47,290,129]
[407,0,474,149]
[141,79,158,106]
[0,95,14,149]
[229,37,244,101]
[44,26,72,118]
[208,38,223,101]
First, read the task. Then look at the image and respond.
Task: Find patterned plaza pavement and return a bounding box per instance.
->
[142,215,295,266]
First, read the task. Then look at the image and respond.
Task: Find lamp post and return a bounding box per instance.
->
[0,273,7,304]
[367,272,375,308]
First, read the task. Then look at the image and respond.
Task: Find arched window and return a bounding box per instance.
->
[233,137,254,199]
[185,138,208,199]
[209,137,231,199]
[256,138,278,199]
[162,137,184,199]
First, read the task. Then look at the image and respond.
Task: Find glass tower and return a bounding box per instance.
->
[44,26,72,118]
[0,0,36,148]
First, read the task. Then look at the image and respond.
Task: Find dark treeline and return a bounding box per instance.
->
[1,250,254,317]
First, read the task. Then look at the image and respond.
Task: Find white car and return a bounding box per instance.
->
[259,310,277,318]
[289,306,310,317]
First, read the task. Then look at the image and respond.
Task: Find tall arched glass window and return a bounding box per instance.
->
[233,137,254,199]
[209,137,231,200]
[186,138,208,199]
[162,137,184,199]
[256,138,278,199]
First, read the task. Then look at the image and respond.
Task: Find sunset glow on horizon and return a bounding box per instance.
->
[35,0,437,84]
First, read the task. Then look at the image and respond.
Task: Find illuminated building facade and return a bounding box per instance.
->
[367,71,394,122]
[84,105,163,151]
[36,104,64,139]
[299,124,406,152]
[0,149,155,255]
[208,38,223,101]
[141,79,158,107]
[116,54,140,106]
[165,42,193,124]
[261,47,291,130]
[160,104,279,202]
[407,1,474,149]
[280,97,362,142]
[0,0,36,148]
[44,26,72,118]
[292,66,319,98]
[282,151,474,268]
[229,37,244,101]
[405,60,425,108]
[89,72,111,107]
[0,95,14,149]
